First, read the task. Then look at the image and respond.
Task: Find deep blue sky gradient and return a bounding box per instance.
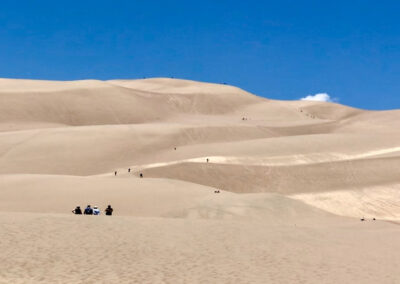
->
[0,0,399,109]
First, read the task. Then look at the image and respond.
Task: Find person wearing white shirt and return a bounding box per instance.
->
[93,206,100,215]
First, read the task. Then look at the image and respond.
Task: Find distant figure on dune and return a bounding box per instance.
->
[93,206,100,215]
[105,205,114,216]
[174,147,176,150]
[84,205,93,215]
[72,206,82,215]
[128,168,131,173]
[114,171,117,176]
[140,173,143,178]
[206,158,209,163]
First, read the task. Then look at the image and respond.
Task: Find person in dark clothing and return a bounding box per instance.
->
[139,173,143,178]
[84,205,93,215]
[105,205,114,216]
[114,171,117,176]
[72,206,82,215]
[128,168,131,173]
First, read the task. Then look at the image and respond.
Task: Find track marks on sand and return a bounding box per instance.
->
[291,185,400,220]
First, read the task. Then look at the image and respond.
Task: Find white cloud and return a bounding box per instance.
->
[300,93,333,102]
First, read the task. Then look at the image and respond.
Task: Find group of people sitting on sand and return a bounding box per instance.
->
[72,204,114,216]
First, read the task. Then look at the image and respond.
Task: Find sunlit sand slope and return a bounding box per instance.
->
[1,213,399,284]
[1,77,400,283]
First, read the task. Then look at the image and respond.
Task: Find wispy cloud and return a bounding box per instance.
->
[300,93,333,102]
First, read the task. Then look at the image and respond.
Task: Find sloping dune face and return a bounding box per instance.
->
[1,77,399,219]
[0,78,260,130]
[1,78,400,283]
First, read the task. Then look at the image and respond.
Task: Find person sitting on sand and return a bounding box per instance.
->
[84,205,93,215]
[93,206,100,215]
[72,206,82,215]
[105,205,114,216]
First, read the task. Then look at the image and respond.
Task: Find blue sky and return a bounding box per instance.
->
[0,0,399,110]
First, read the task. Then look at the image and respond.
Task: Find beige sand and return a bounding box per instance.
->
[0,78,400,283]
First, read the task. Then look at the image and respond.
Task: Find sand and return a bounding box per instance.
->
[0,77,400,283]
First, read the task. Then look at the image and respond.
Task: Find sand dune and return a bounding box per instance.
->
[1,77,400,283]
[292,184,400,220]
[3,212,399,284]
